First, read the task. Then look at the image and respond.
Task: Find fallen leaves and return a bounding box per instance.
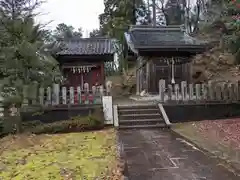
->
[173,119,240,171]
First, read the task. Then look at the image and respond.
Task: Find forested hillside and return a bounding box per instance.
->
[99,0,240,82]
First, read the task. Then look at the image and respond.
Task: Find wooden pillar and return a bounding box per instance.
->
[136,56,144,95]
[146,60,150,93]
[139,57,144,93]
[101,63,104,86]
[136,68,140,95]
[152,60,157,93]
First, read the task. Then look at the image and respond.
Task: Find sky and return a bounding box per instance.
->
[36,0,104,37]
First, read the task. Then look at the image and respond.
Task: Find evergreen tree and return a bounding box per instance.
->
[0,0,61,109]
[53,23,83,41]
[99,0,150,72]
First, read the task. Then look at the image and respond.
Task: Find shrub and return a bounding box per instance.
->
[25,114,104,134]
[0,108,105,136]
[0,116,22,136]
[0,118,3,136]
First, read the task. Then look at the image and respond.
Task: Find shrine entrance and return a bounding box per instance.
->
[56,38,115,89]
[62,65,102,88]
[149,57,192,93]
[124,25,206,94]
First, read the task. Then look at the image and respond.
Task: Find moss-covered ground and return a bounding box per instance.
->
[0,128,120,180]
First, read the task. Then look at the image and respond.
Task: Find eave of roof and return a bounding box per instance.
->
[57,37,116,56]
[125,25,207,54]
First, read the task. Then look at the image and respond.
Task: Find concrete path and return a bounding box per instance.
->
[118,129,239,180]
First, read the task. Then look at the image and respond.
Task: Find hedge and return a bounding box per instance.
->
[0,109,105,136]
[24,115,104,134]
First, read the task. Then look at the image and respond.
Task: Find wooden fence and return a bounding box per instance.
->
[158,79,240,103]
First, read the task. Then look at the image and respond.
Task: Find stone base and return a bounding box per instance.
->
[130,94,198,102]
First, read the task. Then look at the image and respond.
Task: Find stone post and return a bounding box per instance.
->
[39,87,44,105]
[159,79,165,102]
[69,87,74,104]
[46,87,51,105]
[167,84,173,101]
[208,81,215,101]
[222,83,229,101]
[77,86,82,104]
[228,83,235,102]
[215,84,222,101]
[174,84,180,101]
[195,84,201,100]
[62,87,67,104]
[52,83,60,105]
[188,83,194,100]
[181,81,187,101]
[84,83,90,104]
[201,83,208,101]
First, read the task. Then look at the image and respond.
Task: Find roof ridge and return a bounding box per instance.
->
[57,37,115,56]
[129,25,185,32]
[66,37,114,43]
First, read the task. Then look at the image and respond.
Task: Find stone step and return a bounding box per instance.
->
[119,119,165,126]
[119,124,167,129]
[118,105,158,111]
[119,113,161,120]
[118,108,159,115]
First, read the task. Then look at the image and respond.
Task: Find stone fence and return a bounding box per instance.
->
[158,79,240,103]
[28,83,112,106]
[0,82,112,117]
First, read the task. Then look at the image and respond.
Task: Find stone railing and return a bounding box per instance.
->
[0,82,112,110]
[158,79,240,103]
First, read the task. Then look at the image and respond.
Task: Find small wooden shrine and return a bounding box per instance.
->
[124,25,206,94]
[56,37,115,89]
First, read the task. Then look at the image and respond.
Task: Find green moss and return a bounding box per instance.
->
[0,129,117,180]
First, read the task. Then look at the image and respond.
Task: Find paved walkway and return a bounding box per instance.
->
[118,129,240,180]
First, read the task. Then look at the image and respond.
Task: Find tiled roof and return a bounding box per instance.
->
[57,38,115,55]
[126,25,206,49]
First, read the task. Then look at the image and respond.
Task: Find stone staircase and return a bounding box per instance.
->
[117,104,168,129]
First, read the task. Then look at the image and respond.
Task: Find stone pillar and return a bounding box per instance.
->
[46,87,51,105]
[167,84,173,101]
[208,81,214,101]
[181,81,187,101]
[62,87,67,104]
[39,87,44,105]
[174,84,180,101]
[195,84,201,100]
[159,79,166,102]
[69,87,74,104]
[188,83,194,100]
[52,83,60,105]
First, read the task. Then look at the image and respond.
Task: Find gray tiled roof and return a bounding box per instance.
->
[57,38,115,55]
[126,25,206,49]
